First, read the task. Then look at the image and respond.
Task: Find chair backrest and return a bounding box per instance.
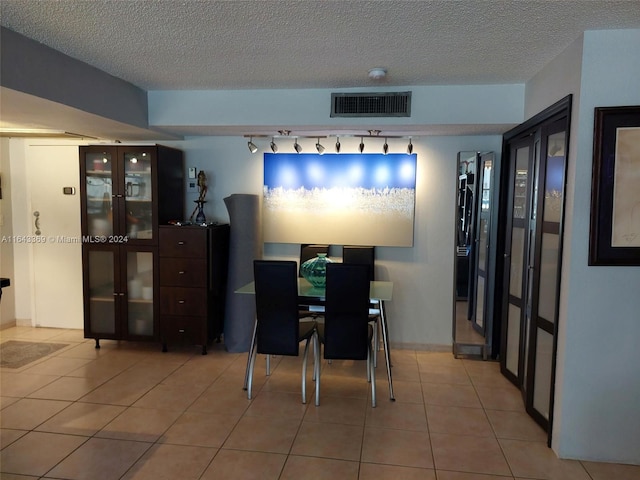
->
[253,260,301,356]
[342,246,375,281]
[323,263,371,360]
[299,244,329,276]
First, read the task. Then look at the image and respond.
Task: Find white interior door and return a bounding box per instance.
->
[27,141,84,328]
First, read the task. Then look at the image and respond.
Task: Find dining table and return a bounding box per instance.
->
[236,277,395,401]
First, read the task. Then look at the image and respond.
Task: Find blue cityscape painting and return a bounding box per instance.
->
[263,153,417,246]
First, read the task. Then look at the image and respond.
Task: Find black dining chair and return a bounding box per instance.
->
[342,246,382,365]
[246,260,318,403]
[315,263,376,407]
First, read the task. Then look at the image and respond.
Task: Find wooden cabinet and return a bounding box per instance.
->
[80,145,184,347]
[159,224,230,354]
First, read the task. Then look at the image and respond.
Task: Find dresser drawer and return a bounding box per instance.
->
[160,227,207,258]
[159,287,207,316]
[160,315,207,345]
[160,258,207,287]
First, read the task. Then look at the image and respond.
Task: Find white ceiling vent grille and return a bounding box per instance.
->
[331,92,411,117]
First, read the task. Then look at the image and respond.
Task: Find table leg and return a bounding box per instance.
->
[379,301,395,401]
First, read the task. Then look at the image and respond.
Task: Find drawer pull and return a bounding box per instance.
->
[177,241,185,245]
[178,300,185,304]
[178,271,185,275]
[179,329,185,333]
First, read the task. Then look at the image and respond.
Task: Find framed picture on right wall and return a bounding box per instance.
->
[589,105,640,266]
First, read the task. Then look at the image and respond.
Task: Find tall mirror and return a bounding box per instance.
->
[453,152,484,357]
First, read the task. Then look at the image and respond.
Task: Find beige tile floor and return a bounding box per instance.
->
[1,326,639,480]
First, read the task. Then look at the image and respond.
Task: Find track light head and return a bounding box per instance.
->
[359,137,365,153]
[293,138,302,153]
[315,138,325,155]
[407,138,413,155]
[335,137,341,153]
[270,137,278,153]
[383,138,389,155]
[247,137,258,154]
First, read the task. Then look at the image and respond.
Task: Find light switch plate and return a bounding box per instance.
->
[187,180,199,193]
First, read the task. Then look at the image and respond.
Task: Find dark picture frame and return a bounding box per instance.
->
[589,106,640,266]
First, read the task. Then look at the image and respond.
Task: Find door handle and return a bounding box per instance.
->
[33,211,41,235]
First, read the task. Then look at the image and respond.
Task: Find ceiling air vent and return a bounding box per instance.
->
[331,91,411,118]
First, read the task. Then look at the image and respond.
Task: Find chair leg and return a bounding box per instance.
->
[372,320,379,368]
[247,342,257,400]
[301,337,311,404]
[369,343,376,408]
[314,333,321,406]
[243,320,258,390]
[266,354,271,376]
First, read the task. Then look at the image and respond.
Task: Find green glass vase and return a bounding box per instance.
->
[300,253,333,288]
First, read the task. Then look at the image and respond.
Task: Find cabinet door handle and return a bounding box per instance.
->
[178,300,185,304]
[178,329,185,333]
[178,271,185,275]
[177,241,185,245]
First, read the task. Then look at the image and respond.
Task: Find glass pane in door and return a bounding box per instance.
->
[544,132,565,223]
[475,276,485,328]
[88,250,115,334]
[533,328,554,420]
[477,218,488,270]
[509,227,525,296]
[506,304,521,375]
[538,232,560,322]
[124,151,153,240]
[127,251,154,336]
[85,152,113,237]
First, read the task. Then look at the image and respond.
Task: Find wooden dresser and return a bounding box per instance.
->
[159,224,230,354]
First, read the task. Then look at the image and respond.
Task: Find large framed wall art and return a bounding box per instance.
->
[263,153,417,247]
[589,106,640,266]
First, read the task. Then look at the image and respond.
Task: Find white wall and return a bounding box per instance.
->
[149,84,524,132]
[173,134,503,348]
[527,30,640,464]
[561,29,640,464]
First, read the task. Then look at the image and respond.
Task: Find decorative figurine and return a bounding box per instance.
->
[190,170,208,224]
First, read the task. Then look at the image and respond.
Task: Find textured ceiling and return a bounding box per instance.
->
[1,0,640,138]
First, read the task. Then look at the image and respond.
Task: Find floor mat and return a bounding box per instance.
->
[0,340,69,369]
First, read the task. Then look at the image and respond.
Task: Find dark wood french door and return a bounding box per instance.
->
[498,96,571,444]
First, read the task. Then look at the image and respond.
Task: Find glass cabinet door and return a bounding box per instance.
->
[124,150,154,241]
[87,250,116,335]
[126,250,154,336]
[84,151,114,238]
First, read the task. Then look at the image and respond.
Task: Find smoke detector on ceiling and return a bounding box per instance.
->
[368,67,387,80]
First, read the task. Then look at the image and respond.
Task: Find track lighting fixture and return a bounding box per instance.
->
[244,132,417,155]
[247,137,258,154]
